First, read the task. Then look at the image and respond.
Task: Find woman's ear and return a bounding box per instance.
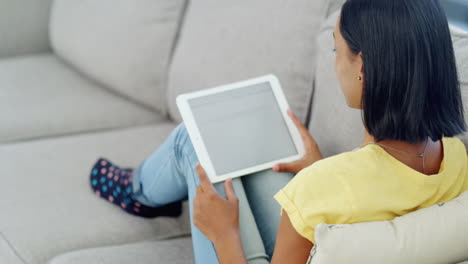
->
[358,51,364,77]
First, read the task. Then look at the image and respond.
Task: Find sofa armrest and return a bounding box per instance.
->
[0,0,53,58]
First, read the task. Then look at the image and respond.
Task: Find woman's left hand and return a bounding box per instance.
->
[193,163,240,245]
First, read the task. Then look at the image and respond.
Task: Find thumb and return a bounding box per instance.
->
[224,178,237,201]
[273,162,300,173]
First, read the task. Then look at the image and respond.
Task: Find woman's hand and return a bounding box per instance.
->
[193,164,240,245]
[273,109,323,174]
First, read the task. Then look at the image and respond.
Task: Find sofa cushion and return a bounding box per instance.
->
[0,54,162,143]
[310,191,468,264]
[308,11,364,158]
[48,237,193,264]
[324,0,345,18]
[0,0,52,58]
[0,123,191,264]
[49,0,186,112]
[167,0,329,124]
[309,11,468,157]
[451,26,468,147]
[0,233,23,264]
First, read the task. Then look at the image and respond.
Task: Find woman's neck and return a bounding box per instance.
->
[361,130,432,153]
[361,130,443,175]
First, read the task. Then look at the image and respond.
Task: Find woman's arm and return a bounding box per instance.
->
[194,165,313,264]
[212,210,313,264]
[194,109,320,263]
[271,210,314,263]
[213,229,247,264]
[193,164,248,264]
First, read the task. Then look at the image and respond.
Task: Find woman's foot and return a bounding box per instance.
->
[90,158,182,218]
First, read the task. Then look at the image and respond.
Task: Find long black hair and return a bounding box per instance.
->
[340,0,466,143]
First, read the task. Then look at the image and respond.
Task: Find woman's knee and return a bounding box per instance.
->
[174,122,189,141]
[173,122,191,151]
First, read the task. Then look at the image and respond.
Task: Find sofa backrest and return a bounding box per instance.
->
[308,8,364,158]
[166,0,330,124]
[0,0,53,58]
[452,26,468,147]
[309,7,468,158]
[49,0,187,113]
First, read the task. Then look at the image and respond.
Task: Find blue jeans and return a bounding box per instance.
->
[131,122,295,263]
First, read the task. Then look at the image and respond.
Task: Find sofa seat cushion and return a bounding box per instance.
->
[0,54,162,143]
[0,123,191,264]
[48,237,193,264]
[167,0,329,124]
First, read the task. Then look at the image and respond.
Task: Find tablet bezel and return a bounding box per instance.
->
[176,74,305,183]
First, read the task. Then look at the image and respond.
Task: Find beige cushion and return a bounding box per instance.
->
[49,0,186,112]
[167,0,329,124]
[0,54,162,143]
[310,191,468,264]
[0,124,191,264]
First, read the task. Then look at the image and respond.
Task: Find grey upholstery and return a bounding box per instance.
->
[167,0,330,124]
[48,237,194,264]
[0,0,52,58]
[0,124,191,263]
[49,0,188,113]
[308,11,365,158]
[0,54,162,143]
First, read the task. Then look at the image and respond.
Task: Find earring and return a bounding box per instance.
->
[357,76,362,81]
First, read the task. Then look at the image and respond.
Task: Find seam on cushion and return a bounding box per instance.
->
[165,0,191,120]
[387,219,403,254]
[0,232,28,264]
[275,190,316,243]
[167,0,190,72]
[51,54,161,113]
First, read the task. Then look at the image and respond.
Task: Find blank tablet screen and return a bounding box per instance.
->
[188,81,298,176]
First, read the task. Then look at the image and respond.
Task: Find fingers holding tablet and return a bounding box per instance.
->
[272,110,323,174]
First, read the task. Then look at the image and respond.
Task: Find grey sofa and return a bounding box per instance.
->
[1,0,467,263]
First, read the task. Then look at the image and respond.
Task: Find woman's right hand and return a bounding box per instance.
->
[272,109,323,174]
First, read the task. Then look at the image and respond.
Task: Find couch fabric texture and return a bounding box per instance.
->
[166,0,330,124]
[0,54,163,143]
[1,0,467,263]
[0,0,52,58]
[50,0,187,112]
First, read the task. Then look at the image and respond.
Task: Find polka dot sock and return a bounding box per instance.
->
[90,158,182,218]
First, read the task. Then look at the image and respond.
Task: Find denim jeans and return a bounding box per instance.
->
[131,122,295,263]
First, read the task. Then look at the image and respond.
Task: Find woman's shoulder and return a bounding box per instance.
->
[288,148,379,192]
[302,146,379,175]
[443,136,467,156]
[301,136,467,178]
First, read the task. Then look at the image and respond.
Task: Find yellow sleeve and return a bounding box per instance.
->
[273,162,355,244]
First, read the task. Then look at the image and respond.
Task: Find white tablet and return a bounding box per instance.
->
[176,74,305,183]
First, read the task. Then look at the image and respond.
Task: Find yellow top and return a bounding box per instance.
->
[274,136,468,244]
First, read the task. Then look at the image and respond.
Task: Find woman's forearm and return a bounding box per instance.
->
[214,229,248,264]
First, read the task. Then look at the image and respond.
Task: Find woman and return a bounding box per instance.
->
[89,0,468,263]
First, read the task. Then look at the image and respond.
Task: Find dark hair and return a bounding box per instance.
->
[340,0,466,143]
